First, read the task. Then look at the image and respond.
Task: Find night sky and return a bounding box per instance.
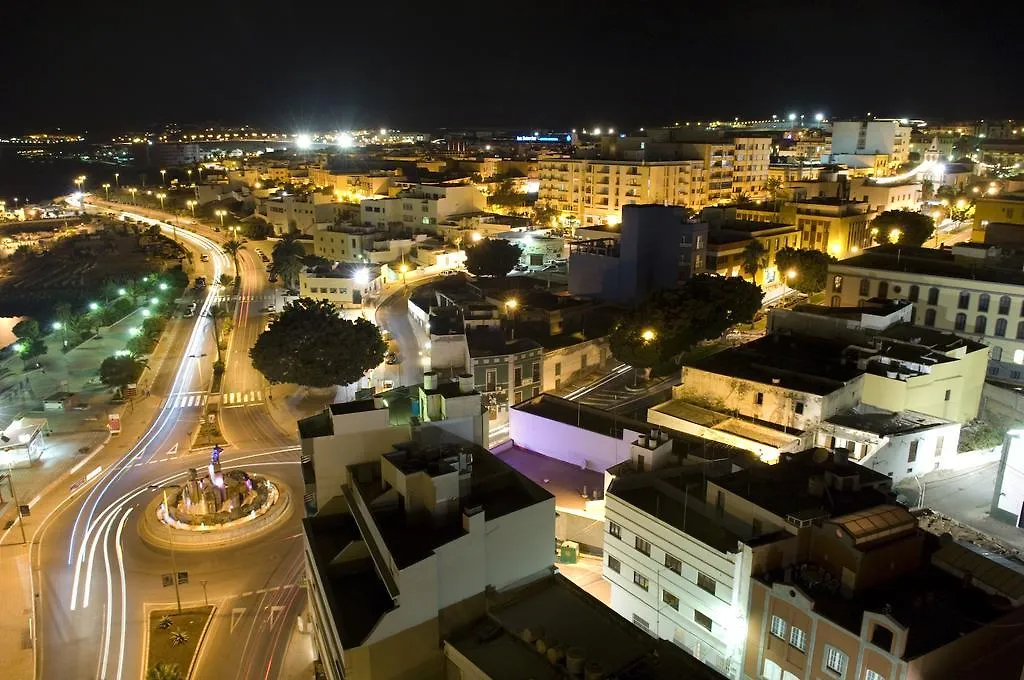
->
[2,0,1020,134]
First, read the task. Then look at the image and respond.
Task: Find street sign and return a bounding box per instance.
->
[125,383,138,397]
[18,505,29,517]
[177,571,189,585]
[108,413,122,435]
[161,573,174,587]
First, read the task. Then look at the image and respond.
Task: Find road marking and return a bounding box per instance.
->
[231,607,246,633]
[267,605,284,627]
[243,393,250,403]
[166,443,179,458]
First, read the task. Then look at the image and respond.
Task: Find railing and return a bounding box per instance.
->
[343,485,400,599]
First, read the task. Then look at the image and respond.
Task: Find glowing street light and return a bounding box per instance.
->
[215,209,227,227]
[156,192,166,210]
[118,288,127,296]
[88,302,99,311]
[128,187,137,204]
[12,343,23,353]
[142,309,152,318]
[354,268,370,286]
[814,112,825,122]
[102,183,111,199]
[159,282,168,291]
[129,327,141,337]
[471,231,483,243]
[337,132,354,149]
[186,199,197,217]
[956,198,967,209]
[787,269,797,280]
[640,329,656,342]
[73,176,84,193]
[160,169,167,186]
[788,113,797,122]
[114,172,120,187]
[888,228,902,243]
[150,297,159,305]
[295,133,313,150]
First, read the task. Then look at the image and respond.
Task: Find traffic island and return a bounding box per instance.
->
[138,452,293,552]
[145,605,215,680]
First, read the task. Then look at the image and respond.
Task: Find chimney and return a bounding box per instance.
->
[457,373,475,394]
[423,370,438,390]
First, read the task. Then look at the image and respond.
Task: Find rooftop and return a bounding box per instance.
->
[466,328,542,358]
[832,243,1024,286]
[348,441,552,569]
[712,448,894,520]
[688,335,863,396]
[447,574,728,680]
[828,406,953,437]
[495,444,604,511]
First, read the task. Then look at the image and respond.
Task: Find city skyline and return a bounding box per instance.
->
[3,0,1021,133]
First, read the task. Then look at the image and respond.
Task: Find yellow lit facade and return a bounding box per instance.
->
[971,192,1024,242]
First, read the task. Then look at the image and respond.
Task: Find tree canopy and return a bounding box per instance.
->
[271,233,306,288]
[487,180,527,208]
[740,240,768,283]
[465,238,523,278]
[99,355,146,392]
[774,247,835,294]
[870,210,935,247]
[609,274,763,369]
[12,318,40,341]
[249,298,387,388]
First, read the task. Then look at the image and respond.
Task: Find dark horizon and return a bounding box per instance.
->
[2,0,1021,134]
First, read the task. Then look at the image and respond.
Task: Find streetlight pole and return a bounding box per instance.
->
[160,169,167,187]
[102,183,110,199]
[129,187,137,205]
[114,172,120,188]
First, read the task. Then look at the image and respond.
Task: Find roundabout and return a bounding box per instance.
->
[139,445,293,551]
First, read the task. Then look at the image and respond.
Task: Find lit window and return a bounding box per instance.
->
[635,536,651,556]
[824,645,848,677]
[694,609,713,631]
[770,615,787,639]
[608,521,621,539]
[665,554,682,575]
[662,590,679,611]
[633,571,649,591]
[697,572,716,595]
[865,671,885,680]
[790,626,807,652]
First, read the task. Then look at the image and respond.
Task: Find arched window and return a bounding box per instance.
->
[928,287,939,305]
[975,316,987,334]
[878,281,889,299]
[925,309,936,327]
[978,293,990,312]
[999,296,1012,315]
[996,318,1008,337]
[955,313,967,331]
[958,291,970,309]
[908,285,920,302]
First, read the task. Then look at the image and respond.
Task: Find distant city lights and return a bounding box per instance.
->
[295,133,313,150]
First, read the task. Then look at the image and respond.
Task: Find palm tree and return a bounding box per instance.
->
[146,663,183,680]
[740,240,768,284]
[271,233,305,288]
[222,240,242,278]
[207,305,229,364]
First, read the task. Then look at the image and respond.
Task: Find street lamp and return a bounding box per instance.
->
[160,169,167,186]
[88,302,99,311]
[186,200,196,217]
[399,262,409,287]
[52,321,66,348]
[156,192,166,210]
[186,169,193,184]
[149,484,184,614]
[128,187,137,204]
[641,328,656,343]
[114,172,120,188]
[505,298,519,340]
[215,209,227,227]
[102,183,111,199]
[73,176,84,194]
[159,283,168,291]
[118,287,127,296]
[888,227,902,244]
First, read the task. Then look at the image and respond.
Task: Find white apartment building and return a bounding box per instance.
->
[260,193,347,235]
[831,120,912,170]
[360,183,486,232]
[848,178,923,214]
[297,263,385,308]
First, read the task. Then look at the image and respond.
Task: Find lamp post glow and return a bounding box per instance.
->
[215,209,226,227]
[118,287,127,296]
[156,192,166,210]
[114,172,120,187]
[505,298,519,340]
[160,169,167,186]
[88,302,99,311]
[641,328,656,343]
[186,200,196,217]
[128,187,137,204]
[888,228,902,244]
[102,183,111,199]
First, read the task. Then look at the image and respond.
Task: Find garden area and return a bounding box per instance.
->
[146,606,214,680]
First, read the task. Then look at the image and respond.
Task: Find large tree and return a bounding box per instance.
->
[465,238,523,277]
[249,298,387,388]
[12,318,40,342]
[99,354,146,395]
[222,240,242,276]
[870,210,935,247]
[774,247,835,294]
[487,180,527,208]
[271,233,305,288]
[609,274,762,369]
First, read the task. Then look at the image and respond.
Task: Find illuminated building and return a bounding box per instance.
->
[831,120,912,171]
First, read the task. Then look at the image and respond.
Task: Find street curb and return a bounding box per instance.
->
[186,605,218,680]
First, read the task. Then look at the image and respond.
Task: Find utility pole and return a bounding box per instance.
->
[5,460,27,545]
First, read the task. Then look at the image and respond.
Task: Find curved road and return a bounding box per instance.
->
[31,201,306,680]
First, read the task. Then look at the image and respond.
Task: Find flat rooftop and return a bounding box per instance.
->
[467,328,542,357]
[688,335,863,396]
[651,399,803,448]
[495,444,604,511]
[447,574,728,680]
[349,443,552,569]
[833,243,1024,287]
[827,406,953,437]
[712,448,894,520]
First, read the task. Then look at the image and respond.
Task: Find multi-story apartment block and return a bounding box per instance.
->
[971,191,1024,242]
[829,243,1024,385]
[832,120,913,171]
[537,158,707,226]
[297,262,385,308]
[360,183,486,232]
[788,198,876,259]
[704,220,800,290]
[848,178,923,215]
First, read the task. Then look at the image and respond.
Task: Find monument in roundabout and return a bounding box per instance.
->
[140,445,292,551]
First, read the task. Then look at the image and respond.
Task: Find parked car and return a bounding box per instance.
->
[262,305,276,313]
[200,253,209,262]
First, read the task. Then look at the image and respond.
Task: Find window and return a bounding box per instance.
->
[513,366,523,387]
[859,279,871,296]
[1000,295,1012,315]
[992,346,1002,361]
[794,401,805,415]
[945,389,951,401]
[608,521,621,539]
[908,440,919,463]
[531,362,540,383]
[662,590,680,611]
[832,275,843,293]
[928,287,939,305]
[877,281,888,299]
[632,613,650,630]
[824,645,848,677]
[790,625,807,652]
[871,624,894,652]
[770,615,787,639]
[908,284,919,302]
[755,392,764,405]
[975,315,987,334]
[634,536,651,556]
[554,362,561,376]
[607,554,621,573]
[633,571,649,591]
[979,293,990,312]
[924,308,936,326]
[1017,321,1024,340]
[997,318,1008,337]
[665,554,682,575]
[955,313,966,331]
[694,610,713,631]
[958,291,970,309]
[697,572,716,595]
[1016,349,1024,365]
[763,659,783,680]
[865,671,886,680]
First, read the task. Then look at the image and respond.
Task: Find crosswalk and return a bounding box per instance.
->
[165,392,209,409]
[210,294,276,305]
[223,390,263,407]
